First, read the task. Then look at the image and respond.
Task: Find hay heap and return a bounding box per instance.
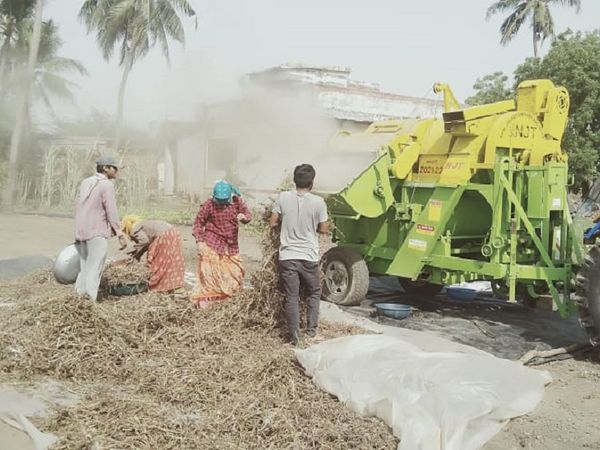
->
[0,209,396,449]
[101,260,151,287]
[234,206,332,332]
[234,208,287,329]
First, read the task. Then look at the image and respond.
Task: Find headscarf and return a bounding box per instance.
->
[121,215,141,236]
[212,180,241,204]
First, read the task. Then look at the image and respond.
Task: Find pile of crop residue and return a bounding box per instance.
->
[234,207,334,333]
[0,216,395,449]
[101,260,151,287]
[234,209,287,329]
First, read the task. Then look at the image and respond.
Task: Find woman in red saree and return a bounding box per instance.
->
[121,216,185,293]
[191,181,252,308]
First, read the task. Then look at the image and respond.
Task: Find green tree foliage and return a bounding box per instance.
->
[34,21,88,112]
[1,3,86,115]
[79,0,196,151]
[0,1,86,202]
[0,0,35,86]
[3,20,88,116]
[514,30,600,192]
[465,71,513,106]
[486,0,581,58]
[0,0,41,206]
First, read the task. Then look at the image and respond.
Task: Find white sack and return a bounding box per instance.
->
[447,281,492,292]
[296,334,551,450]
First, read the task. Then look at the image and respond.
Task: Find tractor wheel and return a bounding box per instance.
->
[573,244,600,345]
[398,278,443,297]
[321,247,369,306]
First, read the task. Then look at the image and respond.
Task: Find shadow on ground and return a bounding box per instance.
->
[342,276,588,360]
[0,256,52,282]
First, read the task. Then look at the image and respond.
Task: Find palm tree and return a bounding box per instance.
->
[486,0,581,58]
[79,0,196,151]
[2,0,41,208]
[0,13,87,207]
[29,20,88,117]
[0,0,36,89]
[2,20,87,109]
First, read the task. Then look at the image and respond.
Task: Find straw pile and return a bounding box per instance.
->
[101,260,151,287]
[233,208,287,330]
[234,206,333,333]
[0,210,396,449]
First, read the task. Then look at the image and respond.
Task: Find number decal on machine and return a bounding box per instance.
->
[418,160,465,175]
[418,165,443,175]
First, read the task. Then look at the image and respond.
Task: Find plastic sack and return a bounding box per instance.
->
[53,243,80,284]
[296,334,551,450]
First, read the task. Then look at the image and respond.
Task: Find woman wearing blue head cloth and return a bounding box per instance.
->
[191,180,252,307]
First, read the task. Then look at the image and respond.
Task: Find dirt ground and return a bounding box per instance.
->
[486,358,600,449]
[0,212,261,274]
[1,212,600,449]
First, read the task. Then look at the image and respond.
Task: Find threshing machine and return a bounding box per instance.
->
[322,79,600,343]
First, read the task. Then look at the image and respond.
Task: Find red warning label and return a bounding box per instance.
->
[416,224,435,236]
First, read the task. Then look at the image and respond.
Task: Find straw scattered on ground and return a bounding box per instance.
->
[0,209,395,449]
[101,260,151,287]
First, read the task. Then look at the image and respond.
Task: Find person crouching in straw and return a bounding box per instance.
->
[191,180,252,308]
[121,215,185,293]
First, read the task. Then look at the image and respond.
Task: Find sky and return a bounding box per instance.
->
[45,0,600,128]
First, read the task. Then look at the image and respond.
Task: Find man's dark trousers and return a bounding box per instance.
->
[279,259,321,338]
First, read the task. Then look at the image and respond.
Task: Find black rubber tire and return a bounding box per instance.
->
[321,247,369,306]
[573,244,600,345]
[398,278,443,297]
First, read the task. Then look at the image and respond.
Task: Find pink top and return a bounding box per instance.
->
[74,173,122,241]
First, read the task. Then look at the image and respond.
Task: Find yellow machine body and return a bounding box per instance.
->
[363,80,570,188]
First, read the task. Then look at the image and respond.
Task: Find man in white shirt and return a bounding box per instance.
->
[270,164,329,345]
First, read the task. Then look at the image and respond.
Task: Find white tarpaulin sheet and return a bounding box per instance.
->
[0,387,57,450]
[296,334,551,450]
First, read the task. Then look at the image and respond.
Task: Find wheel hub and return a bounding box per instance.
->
[325,261,349,295]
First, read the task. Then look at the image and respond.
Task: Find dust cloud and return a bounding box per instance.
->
[171,77,380,199]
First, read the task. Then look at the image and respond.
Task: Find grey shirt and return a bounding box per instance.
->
[273,190,328,262]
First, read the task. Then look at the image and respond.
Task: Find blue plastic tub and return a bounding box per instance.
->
[375,303,412,320]
[446,287,478,301]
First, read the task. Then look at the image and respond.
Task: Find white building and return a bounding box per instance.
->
[158,64,444,198]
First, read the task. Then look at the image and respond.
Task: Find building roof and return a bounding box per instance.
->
[244,63,444,122]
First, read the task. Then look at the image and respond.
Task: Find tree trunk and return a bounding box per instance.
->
[0,26,14,96]
[1,0,43,209]
[533,31,538,58]
[114,50,134,152]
